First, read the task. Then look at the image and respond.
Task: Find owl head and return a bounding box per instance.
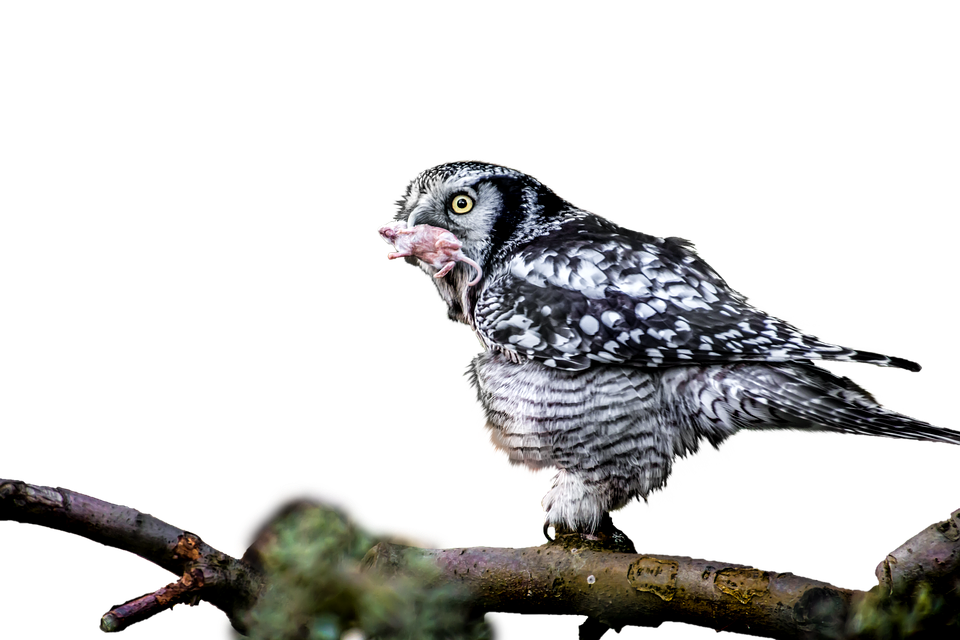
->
[394,162,570,275]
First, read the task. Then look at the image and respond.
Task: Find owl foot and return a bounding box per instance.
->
[545,513,636,554]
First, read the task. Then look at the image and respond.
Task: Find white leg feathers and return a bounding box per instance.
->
[542,469,605,533]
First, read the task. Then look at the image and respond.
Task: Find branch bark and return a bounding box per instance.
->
[0,479,263,633]
[364,540,857,638]
[877,509,960,597]
[2,477,957,637]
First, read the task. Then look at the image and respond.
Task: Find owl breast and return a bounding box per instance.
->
[470,352,691,506]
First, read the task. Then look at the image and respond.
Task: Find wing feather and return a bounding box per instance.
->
[475,218,919,372]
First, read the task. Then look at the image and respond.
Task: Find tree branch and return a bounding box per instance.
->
[0,479,263,633]
[2,477,957,637]
[364,540,858,638]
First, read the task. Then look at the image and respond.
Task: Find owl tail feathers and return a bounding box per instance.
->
[821,343,923,371]
[732,363,960,445]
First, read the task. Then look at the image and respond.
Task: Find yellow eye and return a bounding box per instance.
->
[450,194,474,214]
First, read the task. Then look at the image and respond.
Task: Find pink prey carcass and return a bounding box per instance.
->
[379,221,483,287]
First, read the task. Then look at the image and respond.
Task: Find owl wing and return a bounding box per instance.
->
[474,220,919,372]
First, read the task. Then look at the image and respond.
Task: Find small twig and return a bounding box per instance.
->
[101,567,205,632]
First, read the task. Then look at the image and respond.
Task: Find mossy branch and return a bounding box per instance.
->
[0,479,960,638]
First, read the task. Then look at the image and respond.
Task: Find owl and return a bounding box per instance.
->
[381,161,960,542]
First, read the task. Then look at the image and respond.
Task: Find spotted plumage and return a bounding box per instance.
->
[388,161,960,534]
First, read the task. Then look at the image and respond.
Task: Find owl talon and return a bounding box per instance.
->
[544,514,636,553]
